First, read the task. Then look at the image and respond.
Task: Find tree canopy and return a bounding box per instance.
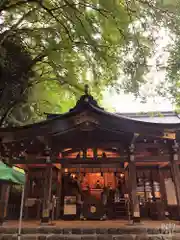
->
[0,0,180,125]
[0,35,35,126]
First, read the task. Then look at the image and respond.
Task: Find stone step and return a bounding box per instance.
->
[1,226,180,240]
[1,234,180,240]
[1,227,180,235]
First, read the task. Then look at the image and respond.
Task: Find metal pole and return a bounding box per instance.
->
[18,184,25,240]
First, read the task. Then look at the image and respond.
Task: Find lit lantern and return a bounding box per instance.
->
[120,173,124,178]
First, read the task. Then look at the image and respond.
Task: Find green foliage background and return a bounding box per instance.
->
[0,0,180,125]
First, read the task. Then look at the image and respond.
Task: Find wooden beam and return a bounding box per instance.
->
[10,155,172,165]
[135,143,169,153]
[62,163,124,169]
[50,140,169,150]
[0,140,171,156]
[159,162,169,168]
[61,148,80,156]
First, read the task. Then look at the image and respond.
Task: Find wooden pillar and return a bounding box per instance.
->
[158,167,167,207]
[0,184,10,224]
[128,144,140,223]
[149,167,165,220]
[0,153,10,224]
[55,168,62,219]
[41,164,53,224]
[150,170,156,201]
[158,168,166,202]
[170,142,180,220]
[124,168,129,194]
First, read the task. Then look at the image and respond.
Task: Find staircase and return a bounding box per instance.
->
[113,199,128,219]
[1,224,180,240]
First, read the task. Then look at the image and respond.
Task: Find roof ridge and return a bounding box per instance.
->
[116,111,176,117]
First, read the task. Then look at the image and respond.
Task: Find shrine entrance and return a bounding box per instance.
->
[61,168,129,220]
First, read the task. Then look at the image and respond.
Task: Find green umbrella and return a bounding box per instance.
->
[0,161,25,185]
[0,161,25,240]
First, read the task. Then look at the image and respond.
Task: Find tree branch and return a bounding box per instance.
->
[0,0,38,12]
[36,1,74,43]
[0,8,37,45]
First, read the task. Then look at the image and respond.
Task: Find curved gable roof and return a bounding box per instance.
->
[0,94,180,142]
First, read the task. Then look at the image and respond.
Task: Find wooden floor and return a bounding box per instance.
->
[2,219,180,229]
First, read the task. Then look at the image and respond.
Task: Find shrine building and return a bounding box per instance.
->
[1,89,180,223]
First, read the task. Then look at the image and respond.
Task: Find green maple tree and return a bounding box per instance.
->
[0,0,179,125]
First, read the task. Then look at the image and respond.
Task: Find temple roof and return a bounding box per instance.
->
[0,87,177,165]
[0,91,180,144]
[118,111,180,124]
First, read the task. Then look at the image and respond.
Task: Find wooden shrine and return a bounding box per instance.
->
[0,87,180,223]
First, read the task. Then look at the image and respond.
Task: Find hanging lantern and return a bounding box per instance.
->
[120,173,124,178]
